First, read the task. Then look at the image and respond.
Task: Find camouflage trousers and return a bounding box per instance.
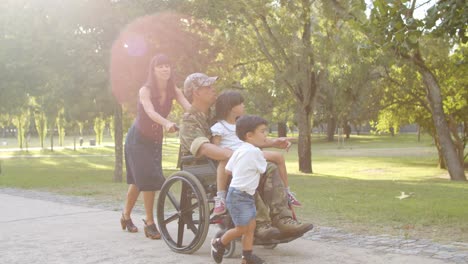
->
[255,162,292,226]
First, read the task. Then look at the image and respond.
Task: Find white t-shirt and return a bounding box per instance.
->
[210,120,243,150]
[225,142,267,195]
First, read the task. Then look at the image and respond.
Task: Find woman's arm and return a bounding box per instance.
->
[175,87,191,111]
[139,86,177,132]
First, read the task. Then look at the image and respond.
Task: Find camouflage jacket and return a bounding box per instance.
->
[179,106,215,156]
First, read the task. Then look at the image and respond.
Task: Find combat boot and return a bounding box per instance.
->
[274,217,313,237]
[254,223,280,240]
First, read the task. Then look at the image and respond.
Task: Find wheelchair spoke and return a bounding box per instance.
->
[162,212,180,225]
[186,220,199,235]
[177,217,186,247]
[166,190,180,211]
[179,202,199,214]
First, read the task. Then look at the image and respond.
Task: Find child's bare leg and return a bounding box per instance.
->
[212,225,248,263]
[241,218,256,251]
[263,150,288,187]
[220,225,248,246]
[241,219,263,262]
[216,160,229,197]
[211,224,249,263]
[214,160,229,215]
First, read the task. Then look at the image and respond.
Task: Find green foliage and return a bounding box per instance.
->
[368,0,423,56]
[314,11,381,135]
[432,42,468,121]
[426,0,467,43]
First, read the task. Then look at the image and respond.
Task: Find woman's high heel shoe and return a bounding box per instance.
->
[120,213,138,233]
[142,219,161,239]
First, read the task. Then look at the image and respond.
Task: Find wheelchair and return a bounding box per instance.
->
[156,155,303,257]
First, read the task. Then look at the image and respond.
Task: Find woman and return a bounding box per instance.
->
[120,54,190,239]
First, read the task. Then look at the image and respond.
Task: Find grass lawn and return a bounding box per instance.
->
[1,133,467,243]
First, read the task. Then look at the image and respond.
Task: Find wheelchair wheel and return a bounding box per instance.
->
[157,171,210,254]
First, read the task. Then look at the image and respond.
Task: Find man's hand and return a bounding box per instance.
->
[269,137,294,151]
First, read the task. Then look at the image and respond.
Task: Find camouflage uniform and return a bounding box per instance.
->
[179,106,293,227]
[179,107,214,157]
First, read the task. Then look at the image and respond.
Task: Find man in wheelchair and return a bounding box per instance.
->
[179,73,313,241]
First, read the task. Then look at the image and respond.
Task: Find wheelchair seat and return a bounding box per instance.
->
[179,155,218,190]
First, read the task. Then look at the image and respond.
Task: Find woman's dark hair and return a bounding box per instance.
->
[236,115,268,141]
[144,53,175,95]
[215,90,244,120]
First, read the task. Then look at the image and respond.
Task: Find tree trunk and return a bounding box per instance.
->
[464,121,468,162]
[414,56,466,181]
[114,103,123,182]
[277,122,287,137]
[434,136,447,169]
[417,125,421,142]
[17,118,23,149]
[50,123,54,152]
[41,114,46,149]
[297,104,312,173]
[447,118,465,167]
[354,122,361,135]
[326,116,336,142]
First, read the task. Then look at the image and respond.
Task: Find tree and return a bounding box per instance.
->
[186,0,338,173]
[312,12,379,141]
[11,107,30,150]
[31,99,48,149]
[374,40,468,169]
[333,0,466,180]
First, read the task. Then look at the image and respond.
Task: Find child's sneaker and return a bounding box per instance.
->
[211,238,225,263]
[241,254,266,264]
[287,191,302,207]
[213,196,226,215]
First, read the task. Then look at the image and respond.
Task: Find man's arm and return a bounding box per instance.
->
[258,137,292,151]
[179,111,232,161]
[198,143,232,161]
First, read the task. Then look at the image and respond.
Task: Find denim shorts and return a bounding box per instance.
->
[226,187,256,226]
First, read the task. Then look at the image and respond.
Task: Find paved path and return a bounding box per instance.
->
[1,189,467,264]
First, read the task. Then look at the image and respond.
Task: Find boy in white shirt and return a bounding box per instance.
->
[211,115,268,264]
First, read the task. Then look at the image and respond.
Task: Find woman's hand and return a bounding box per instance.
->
[164,122,179,133]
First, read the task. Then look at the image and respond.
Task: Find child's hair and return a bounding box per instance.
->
[215,90,244,120]
[236,115,268,141]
